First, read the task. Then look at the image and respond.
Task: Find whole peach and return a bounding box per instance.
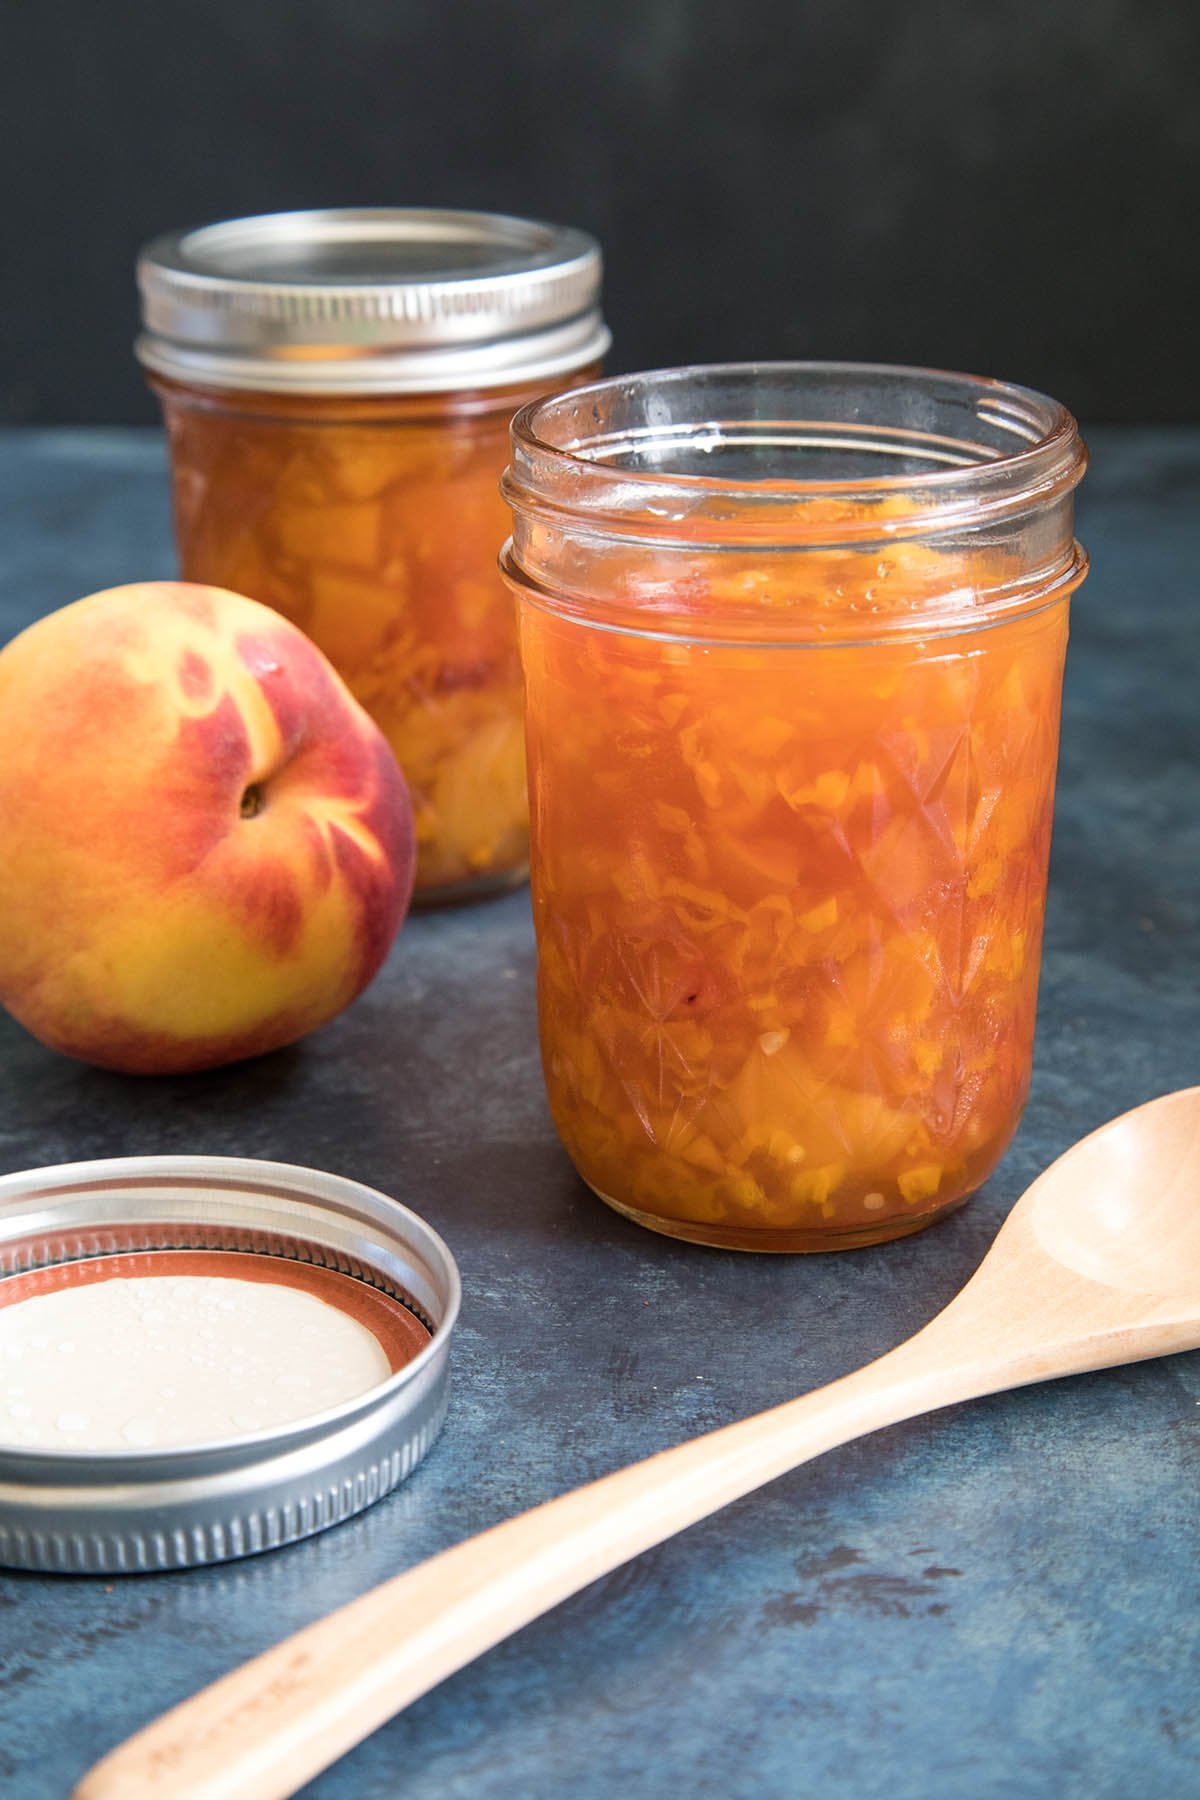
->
[0,583,415,1073]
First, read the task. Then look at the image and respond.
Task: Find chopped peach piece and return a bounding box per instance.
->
[155,376,594,897]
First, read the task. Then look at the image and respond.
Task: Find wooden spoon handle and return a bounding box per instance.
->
[75,1325,979,1800]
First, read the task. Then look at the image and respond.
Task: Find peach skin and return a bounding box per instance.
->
[0,583,415,1073]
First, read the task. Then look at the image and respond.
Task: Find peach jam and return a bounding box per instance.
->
[137,210,608,902]
[502,365,1087,1251]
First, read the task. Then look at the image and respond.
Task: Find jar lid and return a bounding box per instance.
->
[0,1153,460,1572]
[136,207,610,396]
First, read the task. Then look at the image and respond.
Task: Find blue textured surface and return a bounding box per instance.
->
[0,427,1197,1799]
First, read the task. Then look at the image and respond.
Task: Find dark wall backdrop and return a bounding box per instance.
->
[3,0,1197,424]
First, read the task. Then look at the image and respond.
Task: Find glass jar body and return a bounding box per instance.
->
[520,601,1067,1249]
[504,364,1087,1250]
[153,374,596,903]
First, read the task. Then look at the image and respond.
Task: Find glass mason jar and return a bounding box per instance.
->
[137,209,608,903]
[502,364,1087,1251]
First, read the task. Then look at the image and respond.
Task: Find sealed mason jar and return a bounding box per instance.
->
[502,364,1087,1251]
[137,209,608,903]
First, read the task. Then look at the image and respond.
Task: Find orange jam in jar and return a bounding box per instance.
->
[503,365,1088,1250]
[138,210,608,902]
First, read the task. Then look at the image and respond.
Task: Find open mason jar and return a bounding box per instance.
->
[502,364,1087,1251]
[138,209,608,903]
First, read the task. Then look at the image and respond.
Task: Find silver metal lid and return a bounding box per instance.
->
[0,1155,460,1573]
[136,207,610,396]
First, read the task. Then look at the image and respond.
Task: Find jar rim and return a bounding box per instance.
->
[502,361,1089,644]
[505,361,1086,546]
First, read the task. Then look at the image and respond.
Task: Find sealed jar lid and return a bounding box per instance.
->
[0,1154,460,1573]
[136,207,610,396]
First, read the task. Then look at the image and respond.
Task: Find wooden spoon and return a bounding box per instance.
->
[77,1088,1200,1800]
